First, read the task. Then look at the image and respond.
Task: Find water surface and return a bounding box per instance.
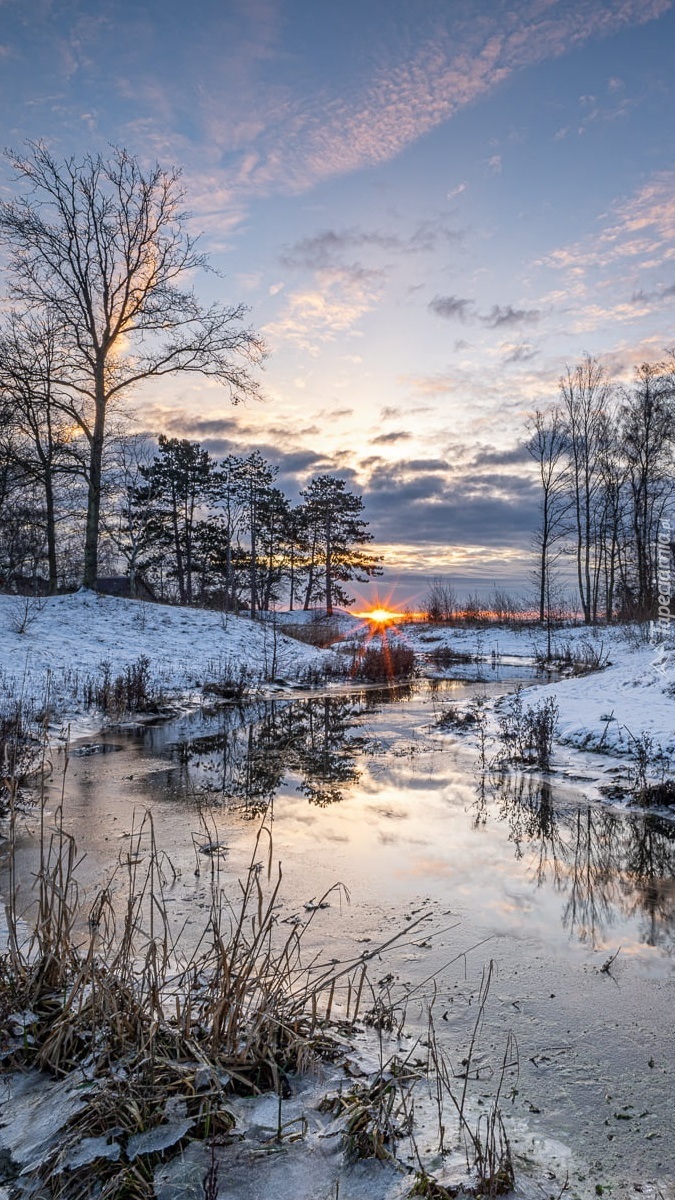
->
[5,677,675,1194]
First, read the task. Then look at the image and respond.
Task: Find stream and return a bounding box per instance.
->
[3,674,675,1198]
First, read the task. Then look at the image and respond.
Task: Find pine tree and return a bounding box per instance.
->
[299,475,382,614]
[134,436,217,603]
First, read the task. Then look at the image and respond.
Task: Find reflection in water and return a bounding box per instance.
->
[485,772,675,952]
[125,687,675,955]
[172,694,369,811]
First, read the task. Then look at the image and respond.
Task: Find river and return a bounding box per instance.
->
[3,675,675,1198]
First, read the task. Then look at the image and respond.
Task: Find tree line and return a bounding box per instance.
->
[529,354,675,624]
[0,142,380,612]
[107,436,381,613]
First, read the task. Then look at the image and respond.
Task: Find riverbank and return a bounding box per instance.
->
[392,619,675,760]
[0,591,330,739]
[1,593,673,773]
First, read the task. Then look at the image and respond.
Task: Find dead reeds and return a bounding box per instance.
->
[0,732,520,1198]
[0,785,433,1197]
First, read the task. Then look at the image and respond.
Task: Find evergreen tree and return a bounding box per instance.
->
[239,452,277,617]
[134,436,217,603]
[299,475,382,614]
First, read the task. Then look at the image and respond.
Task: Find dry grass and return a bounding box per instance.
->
[0,771,432,1197]
[1,701,47,814]
[319,1053,418,1164]
[0,720,519,1198]
[79,655,168,716]
[354,644,416,682]
[277,618,343,649]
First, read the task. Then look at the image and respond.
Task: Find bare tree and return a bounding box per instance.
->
[0,142,265,588]
[526,406,570,624]
[620,361,675,617]
[0,312,80,592]
[559,357,612,624]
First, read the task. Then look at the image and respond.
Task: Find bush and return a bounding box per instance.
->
[355,644,416,682]
[435,705,478,730]
[202,657,251,700]
[82,655,164,715]
[537,636,610,674]
[497,690,558,769]
[423,577,458,623]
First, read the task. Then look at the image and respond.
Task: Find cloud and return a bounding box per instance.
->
[539,169,675,275]
[161,414,241,438]
[359,458,538,550]
[482,304,540,328]
[469,443,532,467]
[254,0,671,195]
[370,430,413,445]
[281,229,398,271]
[501,342,540,364]
[429,294,473,320]
[263,263,383,351]
[428,297,541,331]
[281,218,460,271]
[110,0,668,216]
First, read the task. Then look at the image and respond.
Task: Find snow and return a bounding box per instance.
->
[0,591,330,739]
[393,620,675,759]
[263,607,363,634]
[525,638,675,757]
[1,590,673,772]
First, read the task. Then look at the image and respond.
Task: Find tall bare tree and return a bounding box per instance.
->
[526,406,570,624]
[0,312,78,592]
[559,356,611,624]
[0,142,264,588]
[620,362,675,617]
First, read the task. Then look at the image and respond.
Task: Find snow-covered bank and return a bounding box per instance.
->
[2,593,673,765]
[526,639,675,756]
[0,592,329,737]
[393,620,675,759]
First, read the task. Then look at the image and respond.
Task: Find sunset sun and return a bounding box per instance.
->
[358,606,401,623]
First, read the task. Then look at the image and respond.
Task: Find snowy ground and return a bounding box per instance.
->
[389,619,675,760]
[1,591,673,767]
[0,591,329,738]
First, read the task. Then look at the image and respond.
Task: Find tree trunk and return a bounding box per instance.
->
[539,491,549,624]
[250,515,257,618]
[325,520,333,616]
[226,536,233,612]
[44,472,58,594]
[83,371,106,589]
[171,488,186,603]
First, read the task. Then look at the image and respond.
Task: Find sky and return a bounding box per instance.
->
[1,0,675,605]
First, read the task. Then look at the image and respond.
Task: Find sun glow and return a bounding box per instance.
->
[355,607,403,624]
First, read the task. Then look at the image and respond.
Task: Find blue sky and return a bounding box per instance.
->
[2,0,675,603]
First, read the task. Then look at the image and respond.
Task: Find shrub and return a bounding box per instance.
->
[355,644,416,682]
[82,655,164,715]
[537,637,609,674]
[497,690,558,769]
[423,577,458,623]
